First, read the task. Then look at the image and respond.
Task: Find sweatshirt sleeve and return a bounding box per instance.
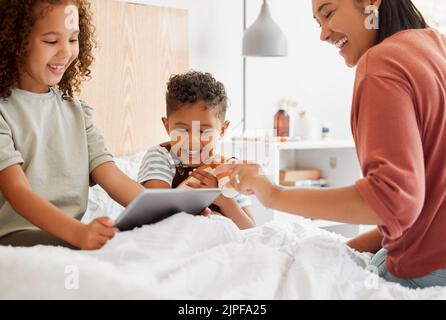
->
[353,75,425,240]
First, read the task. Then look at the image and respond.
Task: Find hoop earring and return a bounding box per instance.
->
[364,4,380,30]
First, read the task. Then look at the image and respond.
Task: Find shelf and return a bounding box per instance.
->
[218,138,363,238]
[222,138,356,150]
[275,139,356,150]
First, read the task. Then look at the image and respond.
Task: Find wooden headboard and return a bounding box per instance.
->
[80,0,189,156]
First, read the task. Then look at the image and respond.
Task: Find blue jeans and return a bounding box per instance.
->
[369,248,446,289]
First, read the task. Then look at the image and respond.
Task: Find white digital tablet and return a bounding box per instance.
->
[115,188,221,231]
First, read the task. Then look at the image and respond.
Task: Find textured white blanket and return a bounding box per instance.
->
[1,213,445,299]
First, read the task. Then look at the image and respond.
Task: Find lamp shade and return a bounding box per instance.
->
[242,0,288,57]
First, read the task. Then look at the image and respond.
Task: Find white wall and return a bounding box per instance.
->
[245,0,355,140]
[121,0,359,141]
[121,0,245,136]
[413,0,446,32]
[121,0,446,141]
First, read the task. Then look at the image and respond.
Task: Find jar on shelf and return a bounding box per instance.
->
[293,111,320,140]
[321,123,331,140]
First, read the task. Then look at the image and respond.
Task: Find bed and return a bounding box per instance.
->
[1,0,446,299]
[1,152,445,299]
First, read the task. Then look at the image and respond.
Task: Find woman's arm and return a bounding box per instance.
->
[91,162,144,207]
[0,165,116,249]
[220,164,384,226]
[267,184,383,225]
[347,228,383,253]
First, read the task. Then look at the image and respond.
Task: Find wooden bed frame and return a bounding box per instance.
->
[80,0,189,156]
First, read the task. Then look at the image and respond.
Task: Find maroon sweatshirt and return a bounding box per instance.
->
[352,28,446,278]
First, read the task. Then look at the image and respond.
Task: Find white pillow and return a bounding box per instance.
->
[81,151,145,224]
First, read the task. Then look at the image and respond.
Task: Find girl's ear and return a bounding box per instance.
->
[162,117,169,134]
[220,120,230,137]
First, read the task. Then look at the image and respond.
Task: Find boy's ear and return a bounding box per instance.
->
[220,120,230,137]
[162,117,169,134]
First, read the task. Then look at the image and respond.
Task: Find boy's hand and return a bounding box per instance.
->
[186,168,227,207]
[200,207,223,217]
[187,167,218,188]
[75,217,118,250]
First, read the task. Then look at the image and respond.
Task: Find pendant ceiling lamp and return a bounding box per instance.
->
[242,0,288,57]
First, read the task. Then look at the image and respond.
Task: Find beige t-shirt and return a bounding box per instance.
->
[0,87,113,238]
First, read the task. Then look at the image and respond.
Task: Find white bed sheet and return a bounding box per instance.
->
[1,213,445,299]
[1,153,445,299]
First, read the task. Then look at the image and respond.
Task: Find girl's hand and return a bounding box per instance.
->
[75,217,118,250]
[186,168,227,207]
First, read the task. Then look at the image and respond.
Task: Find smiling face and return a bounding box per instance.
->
[19,4,80,93]
[162,101,230,167]
[312,0,381,67]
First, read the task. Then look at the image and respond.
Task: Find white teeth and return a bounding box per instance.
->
[49,64,65,71]
[335,37,348,49]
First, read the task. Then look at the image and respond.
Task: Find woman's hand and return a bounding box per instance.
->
[226,163,264,195]
[186,168,227,207]
[74,217,118,250]
[215,163,280,208]
[346,228,383,254]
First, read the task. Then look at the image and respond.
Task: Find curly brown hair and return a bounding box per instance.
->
[0,0,96,99]
[166,71,228,121]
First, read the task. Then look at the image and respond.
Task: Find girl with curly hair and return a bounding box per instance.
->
[0,0,144,249]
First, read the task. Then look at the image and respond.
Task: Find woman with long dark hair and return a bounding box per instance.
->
[218,0,446,289]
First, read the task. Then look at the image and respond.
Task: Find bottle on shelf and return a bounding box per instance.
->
[321,123,331,140]
[274,103,290,137]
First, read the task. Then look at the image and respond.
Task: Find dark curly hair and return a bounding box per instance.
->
[0,0,96,99]
[166,71,228,121]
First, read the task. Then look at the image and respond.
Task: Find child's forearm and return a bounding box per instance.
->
[7,186,82,246]
[108,174,144,207]
[218,199,255,230]
[91,162,144,207]
[256,179,383,225]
